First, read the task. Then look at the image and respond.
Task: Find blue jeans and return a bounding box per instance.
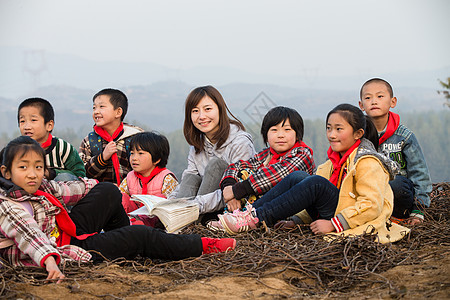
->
[253,171,340,226]
[389,175,415,218]
[54,172,79,181]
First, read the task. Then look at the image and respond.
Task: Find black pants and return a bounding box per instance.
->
[389,175,415,219]
[69,182,202,262]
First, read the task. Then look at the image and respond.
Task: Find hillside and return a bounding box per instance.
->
[0,80,447,133]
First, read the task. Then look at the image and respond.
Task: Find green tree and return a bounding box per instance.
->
[437,77,450,108]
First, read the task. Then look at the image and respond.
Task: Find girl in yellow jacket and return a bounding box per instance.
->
[217,104,409,243]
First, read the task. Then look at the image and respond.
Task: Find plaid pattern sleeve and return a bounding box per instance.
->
[43,178,98,207]
[247,147,315,195]
[221,148,271,187]
[0,199,60,267]
[222,146,315,197]
[0,197,92,267]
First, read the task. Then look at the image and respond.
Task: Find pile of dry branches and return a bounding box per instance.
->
[1,182,448,298]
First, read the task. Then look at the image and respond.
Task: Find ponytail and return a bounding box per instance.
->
[363,115,379,149]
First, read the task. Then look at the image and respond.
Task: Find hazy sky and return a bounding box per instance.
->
[0,0,449,78]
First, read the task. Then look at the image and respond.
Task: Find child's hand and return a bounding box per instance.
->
[274,220,296,230]
[102,141,117,160]
[44,256,65,284]
[310,219,334,234]
[222,186,235,203]
[407,216,423,226]
[227,199,241,212]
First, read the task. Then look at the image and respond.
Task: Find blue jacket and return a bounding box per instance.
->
[378,124,432,207]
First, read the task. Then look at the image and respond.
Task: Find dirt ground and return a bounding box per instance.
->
[9,244,450,299]
[4,183,450,299]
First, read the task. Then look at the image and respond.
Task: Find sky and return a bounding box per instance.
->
[1,0,449,79]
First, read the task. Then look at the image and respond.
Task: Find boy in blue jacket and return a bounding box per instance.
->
[359,78,432,225]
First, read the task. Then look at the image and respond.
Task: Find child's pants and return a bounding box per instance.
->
[389,175,415,219]
[253,171,340,226]
[69,182,203,262]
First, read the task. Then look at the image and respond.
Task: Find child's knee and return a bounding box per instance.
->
[54,173,79,181]
[93,182,122,204]
[390,176,414,199]
[288,171,310,182]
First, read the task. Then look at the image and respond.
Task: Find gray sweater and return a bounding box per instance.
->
[171,124,255,213]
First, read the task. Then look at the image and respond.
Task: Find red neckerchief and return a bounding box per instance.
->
[135,166,166,194]
[40,134,53,149]
[379,112,400,145]
[94,123,124,185]
[34,190,96,246]
[327,139,361,188]
[268,141,312,165]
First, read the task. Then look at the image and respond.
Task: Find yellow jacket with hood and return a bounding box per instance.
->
[315,138,409,243]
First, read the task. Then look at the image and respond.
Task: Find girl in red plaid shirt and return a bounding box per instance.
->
[220,106,316,212]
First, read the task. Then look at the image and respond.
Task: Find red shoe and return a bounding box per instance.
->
[201,237,236,254]
[390,216,407,224]
[130,218,145,226]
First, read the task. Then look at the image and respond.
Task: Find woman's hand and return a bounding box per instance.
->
[44,256,65,284]
[310,219,335,234]
[227,199,242,212]
[274,220,296,230]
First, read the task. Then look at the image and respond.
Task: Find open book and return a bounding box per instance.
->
[128,195,199,233]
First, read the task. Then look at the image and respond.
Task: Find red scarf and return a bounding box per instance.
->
[268,141,312,165]
[40,134,53,149]
[379,112,400,145]
[94,123,124,185]
[34,190,96,247]
[327,139,361,189]
[135,166,166,194]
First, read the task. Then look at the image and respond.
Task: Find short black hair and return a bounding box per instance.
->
[260,106,304,144]
[18,97,55,124]
[93,88,128,121]
[129,132,170,168]
[1,136,46,176]
[360,78,394,99]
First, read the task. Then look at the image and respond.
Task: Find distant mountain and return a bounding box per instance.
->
[0,46,448,134]
[1,45,449,97]
[0,81,446,136]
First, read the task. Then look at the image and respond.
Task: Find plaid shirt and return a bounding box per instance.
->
[79,124,143,184]
[0,178,97,267]
[221,145,315,198]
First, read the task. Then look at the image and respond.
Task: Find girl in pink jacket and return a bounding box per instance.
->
[120,132,178,215]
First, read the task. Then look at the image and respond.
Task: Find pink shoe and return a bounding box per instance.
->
[218,204,259,235]
[206,220,226,233]
[201,237,236,254]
